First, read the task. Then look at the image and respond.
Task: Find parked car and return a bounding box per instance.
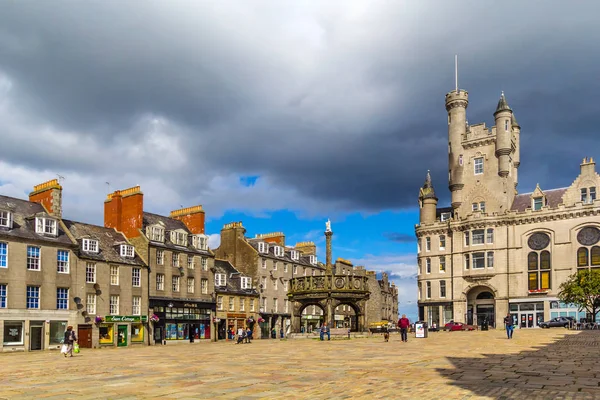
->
[539,316,574,328]
[444,321,476,331]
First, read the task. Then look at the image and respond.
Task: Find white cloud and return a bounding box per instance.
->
[207,233,221,250]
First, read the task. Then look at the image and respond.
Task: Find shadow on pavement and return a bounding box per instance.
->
[436,331,600,399]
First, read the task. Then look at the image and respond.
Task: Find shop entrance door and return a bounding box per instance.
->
[117,325,128,347]
[30,324,43,351]
[78,325,93,348]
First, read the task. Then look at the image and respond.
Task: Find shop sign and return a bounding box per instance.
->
[183,303,198,308]
[105,315,148,323]
[227,313,246,318]
[334,315,345,321]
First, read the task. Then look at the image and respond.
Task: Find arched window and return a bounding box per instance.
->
[527,251,551,291]
[576,226,600,270]
[577,247,589,267]
[592,246,600,266]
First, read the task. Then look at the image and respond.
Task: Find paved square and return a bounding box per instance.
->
[1,329,599,399]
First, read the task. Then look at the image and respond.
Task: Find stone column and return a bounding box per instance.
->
[325,231,333,275]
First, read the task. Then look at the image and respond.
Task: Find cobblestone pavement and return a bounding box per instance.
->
[1,329,599,399]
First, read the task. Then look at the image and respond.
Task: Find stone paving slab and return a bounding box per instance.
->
[1,329,600,399]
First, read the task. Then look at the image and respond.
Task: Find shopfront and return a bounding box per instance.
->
[151,299,213,343]
[509,300,545,328]
[98,315,148,347]
[1,315,72,352]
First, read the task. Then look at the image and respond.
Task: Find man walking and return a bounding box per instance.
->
[320,323,330,341]
[398,314,410,342]
[504,313,514,339]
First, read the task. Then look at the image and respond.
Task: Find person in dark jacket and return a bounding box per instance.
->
[63,326,77,357]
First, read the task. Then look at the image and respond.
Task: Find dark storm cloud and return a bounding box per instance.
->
[1,1,600,214]
[383,232,416,243]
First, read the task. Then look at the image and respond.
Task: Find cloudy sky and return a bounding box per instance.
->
[1,1,599,320]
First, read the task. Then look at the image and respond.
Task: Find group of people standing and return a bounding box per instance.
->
[232,327,253,344]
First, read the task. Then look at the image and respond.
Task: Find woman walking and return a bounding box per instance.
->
[63,326,77,357]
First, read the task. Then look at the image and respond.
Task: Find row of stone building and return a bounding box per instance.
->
[0,179,398,351]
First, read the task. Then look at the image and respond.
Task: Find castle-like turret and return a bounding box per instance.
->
[418,170,438,224]
[494,92,513,177]
[512,113,521,187]
[445,89,468,210]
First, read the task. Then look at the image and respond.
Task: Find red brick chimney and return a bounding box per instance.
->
[169,205,205,234]
[255,232,285,246]
[29,179,63,218]
[104,186,143,238]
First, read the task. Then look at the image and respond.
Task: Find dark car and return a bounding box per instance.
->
[539,316,574,328]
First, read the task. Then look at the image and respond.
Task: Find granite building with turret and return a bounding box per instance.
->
[416,86,600,329]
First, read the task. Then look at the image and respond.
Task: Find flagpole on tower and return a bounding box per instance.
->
[455,54,458,92]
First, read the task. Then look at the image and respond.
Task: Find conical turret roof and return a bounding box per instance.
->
[511,113,520,128]
[494,91,512,115]
[419,170,438,201]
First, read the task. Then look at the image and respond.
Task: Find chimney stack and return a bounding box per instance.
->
[104,186,144,238]
[295,241,316,256]
[29,179,63,218]
[255,232,285,246]
[580,157,596,176]
[170,205,205,234]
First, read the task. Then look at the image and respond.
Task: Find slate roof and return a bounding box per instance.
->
[0,195,74,246]
[62,220,146,266]
[214,259,259,296]
[142,212,212,255]
[494,92,512,115]
[246,239,322,269]
[510,188,568,212]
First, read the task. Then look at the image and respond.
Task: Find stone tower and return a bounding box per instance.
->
[444,88,520,217]
[418,170,438,224]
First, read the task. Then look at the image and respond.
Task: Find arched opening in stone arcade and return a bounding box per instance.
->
[334,302,358,331]
[299,303,325,334]
[466,286,496,328]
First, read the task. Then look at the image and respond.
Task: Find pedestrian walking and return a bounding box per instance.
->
[320,323,330,341]
[246,326,252,343]
[504,313,514,339]
[398,314,410,342]
[61,326,77,357]
[236,327,245,344]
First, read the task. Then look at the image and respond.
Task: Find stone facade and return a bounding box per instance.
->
[104,186,216,343]
[416,87,600,329]
[214,222,325,337]
[0,180,149,352]
[213,259,260,340]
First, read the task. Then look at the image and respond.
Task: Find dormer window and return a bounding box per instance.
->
[241,277,252,289]
[291,250,299,261]
[147,226,164,242]
[309,255,317,265]
[258,242,269,254]
[274,246,284,257]
[170,231,188,246]
[120,245,134,258]
[82,239,99,253]
[35,217,57,236]
[192,235,208,250]
[440,212,451,222]
[533,197,543,211]
[0,211,12,228]
[215,273,226,287]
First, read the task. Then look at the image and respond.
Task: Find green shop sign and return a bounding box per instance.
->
[104,315,148,323]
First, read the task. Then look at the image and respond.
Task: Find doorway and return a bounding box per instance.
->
[117,325,128,347]
[78,325,93,348]
[29,323,43,351]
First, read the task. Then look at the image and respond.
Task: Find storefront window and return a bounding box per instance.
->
[99,324,114,344]
[443,305,453,324]
[166,323,178,340]
[49,321,67,345]
[131,323,144,342]
[3,321,24,345]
